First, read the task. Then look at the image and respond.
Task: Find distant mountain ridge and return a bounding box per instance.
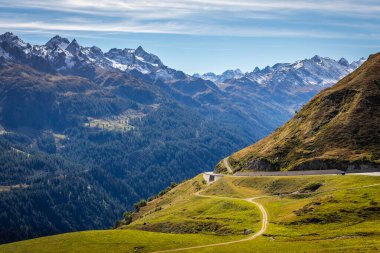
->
[194,55,364,86]
[1,32,364,88]
[0,32,186,80]
[193,69,244,83]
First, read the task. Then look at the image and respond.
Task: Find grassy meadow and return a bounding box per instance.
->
[1,174,379,253]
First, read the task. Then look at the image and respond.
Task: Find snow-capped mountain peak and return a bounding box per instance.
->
[45,35,70,50]
[0,32,30,49]
[0,32,19,43]
[220,55,365,89]
[193,68,244,83]
[349,57,366,69]
[134,46,163,67]
[66,39,80,54]
[338,57,349,67]
[311,54,323,63]
[135,45,145,55]
[221,69,243,79]
[253,67,260,73]
[0,32,179,79]
[194,54,364,87]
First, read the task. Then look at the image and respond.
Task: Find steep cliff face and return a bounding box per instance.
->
[225,53,380,172]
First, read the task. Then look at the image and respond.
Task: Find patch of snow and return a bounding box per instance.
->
[133,66,150,74]
[16,40,28,48]
[293,61,303,70]
[58,41,69,50]
[135,55,145,62]
[156,69,174,80]
[65,57,75,69]
[106,58,128,71]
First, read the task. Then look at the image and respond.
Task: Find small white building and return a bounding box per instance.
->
[203,172,224,184]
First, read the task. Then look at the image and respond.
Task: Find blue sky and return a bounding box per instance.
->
[0,0,379,74]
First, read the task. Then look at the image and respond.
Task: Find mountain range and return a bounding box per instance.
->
[195,56,363,85]
[0,32,366,243]
[0,32,365,134]
[0,32,184,79]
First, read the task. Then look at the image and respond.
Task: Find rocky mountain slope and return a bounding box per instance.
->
[224,53,380,172]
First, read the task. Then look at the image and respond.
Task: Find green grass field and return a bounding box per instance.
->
[1,174,379,253]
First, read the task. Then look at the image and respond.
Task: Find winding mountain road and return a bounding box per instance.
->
[150,192,268,253]
[223,157,233,174]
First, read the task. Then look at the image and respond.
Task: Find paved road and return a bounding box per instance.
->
[150,192,269,253]
[223,157,233,174]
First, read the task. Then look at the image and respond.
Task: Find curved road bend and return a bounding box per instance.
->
[150,192,269,253]
[223,157,233,174]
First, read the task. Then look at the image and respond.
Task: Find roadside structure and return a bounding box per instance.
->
[203,172,224,184]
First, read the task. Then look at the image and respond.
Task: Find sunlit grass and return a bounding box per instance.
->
[1,174,379,253]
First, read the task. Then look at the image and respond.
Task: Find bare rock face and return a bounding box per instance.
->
[292,159,380,172]
[243,229,252,235]
[246,158,278,171]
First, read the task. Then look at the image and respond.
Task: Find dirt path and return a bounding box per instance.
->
[223,157,233,174]
[150,192,269,253]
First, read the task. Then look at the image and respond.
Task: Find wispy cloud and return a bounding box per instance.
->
[0,0,379,38]
[2,19,379,40]
[3,0,380,15]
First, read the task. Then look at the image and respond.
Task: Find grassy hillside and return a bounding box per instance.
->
[116,175,261,236]
[1,174,379,253]
[222,53,380,172]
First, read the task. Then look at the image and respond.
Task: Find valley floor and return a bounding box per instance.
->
[1,174,380,253]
